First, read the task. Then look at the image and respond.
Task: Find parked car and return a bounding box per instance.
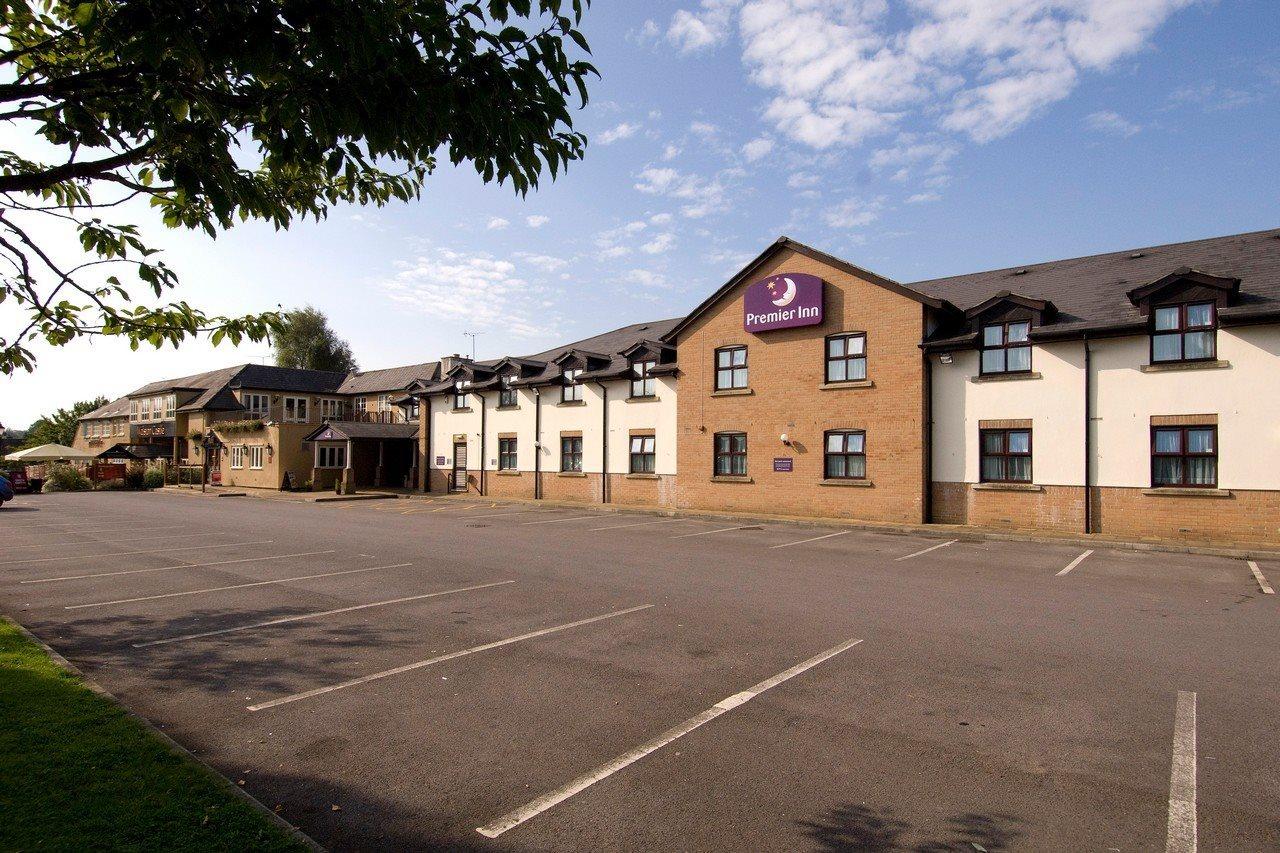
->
[0,473,14,507]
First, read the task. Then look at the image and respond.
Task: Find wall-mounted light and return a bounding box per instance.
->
[780,433,791,446]
[939,353,953,365]
[266,445,274,460]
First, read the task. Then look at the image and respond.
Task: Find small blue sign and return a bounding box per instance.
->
[773,457,793,472]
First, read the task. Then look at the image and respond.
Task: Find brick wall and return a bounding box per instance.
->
[932,482,1085,534]
[488,471,535,499]
[674,246,928,523]
[1092,487,1280,546]
[607,473,675,508]
[539,472,600,503]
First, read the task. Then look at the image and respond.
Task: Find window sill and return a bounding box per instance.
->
[495,405,520,411]
[969,371,1042,384]
[819,478,874,488]
[1140,359,1231,373]
[557,400,586,407]
[451,407,473,413]
[496,470,521,476]
[973,482,1042,492]
[1142,487,1231,498]
[557,471,586,478]
[625,473,659,480]
[625,396,660,403]
[710,475,753,484]
[819,380,874,391]
[710,388,753,397]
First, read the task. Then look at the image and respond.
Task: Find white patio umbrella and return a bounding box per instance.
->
[4,443,97,462]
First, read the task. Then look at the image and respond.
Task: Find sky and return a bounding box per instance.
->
[3,0,1279,428]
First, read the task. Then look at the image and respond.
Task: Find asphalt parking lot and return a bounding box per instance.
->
[2,492,1276,851]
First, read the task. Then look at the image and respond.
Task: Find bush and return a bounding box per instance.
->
[142,468,164,490]
[43,464,91,492]
[125,468,145,489]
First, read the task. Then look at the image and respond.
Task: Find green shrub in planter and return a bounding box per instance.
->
[142,468,164,490]
[44,464,91,492]
[125,469,145,489]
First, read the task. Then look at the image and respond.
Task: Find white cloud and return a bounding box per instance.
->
[634,166,729,219]
[600,245,632,259]
[486,217,509,230]
[526,214,551,228]
[649,212,674,225]
[906,191,941,204]
[689,120,720,139]
[631,19,661,45]
[619,268,673,290]
[661,143,682,161]
[1085,110,1142,137]
[787,171,820,189]
[671,0,1193,147]
[514,252,567,271]
[823,196,884,229]
[741,135,775,161]
[598,122,641,145]
[641,233,676,254]
[382,249,554,339]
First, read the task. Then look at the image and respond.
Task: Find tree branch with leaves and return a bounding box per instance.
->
[0,0,597,374]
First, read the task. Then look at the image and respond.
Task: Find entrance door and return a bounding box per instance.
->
[452,442,468,492]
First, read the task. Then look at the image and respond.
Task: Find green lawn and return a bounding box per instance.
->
[0,619,307,851]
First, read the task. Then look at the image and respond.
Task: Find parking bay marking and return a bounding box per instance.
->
[14,530,230,550]
[1247,561,1274,595]
[475,636,865,839]
[894,540,957,561]
[672,525,756,540]
[1165,690,1197,853]
[3,540,274,566]
[247,603,654,712]
[8,523,196,544]
[521,515,603,526]
[1056,549,1095,577]
[589,518,685,532]
[133,579,515,647]
[22,550,338,584]
[771,530,850,549]
[65,563,413,610]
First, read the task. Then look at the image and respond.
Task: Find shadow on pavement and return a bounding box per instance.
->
[798,803,1022,852]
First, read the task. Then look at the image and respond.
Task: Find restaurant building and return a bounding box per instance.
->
[78,227,1280,546]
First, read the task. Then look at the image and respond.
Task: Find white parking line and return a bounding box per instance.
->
[247,603,654,712]
[456,509,547,520]
[3,540,274,565]
[15,530,229,550]
[1247,561,1274,595]
[1056,549,1095,577]
[8,523,194,542]
[894,540,957,561]
[771,530,850,549]
[65,564,412,610]
[133,579,515,647]
[672,525,754,539]
[520,515,602,526]
[21,550,338,584]
[589,518,684,532]
[475,636,864,838]
[1165,690,1197,853]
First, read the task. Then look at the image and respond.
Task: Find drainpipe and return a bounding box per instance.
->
[923,347,933,524]
[596,381,609,504]
[478,390,487,497]
[533,387,542,500]
[422,394,431,493]
[1083,334,1092,534]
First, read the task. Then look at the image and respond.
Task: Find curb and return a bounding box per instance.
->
[1,616,325,852]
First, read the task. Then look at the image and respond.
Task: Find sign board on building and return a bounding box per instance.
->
[773,457,794,472]
[135,423,173,438]
[744,273,823,333]
[436,456,446,466]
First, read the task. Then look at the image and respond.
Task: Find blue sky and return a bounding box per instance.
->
[3,0,1279,427]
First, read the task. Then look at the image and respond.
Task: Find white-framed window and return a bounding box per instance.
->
[152,396,165,419]
[320,398,343,420]
[163,394,176,418]
[243,393,269,418]
[249,445,264,469]
[453,381,469,410]
[283,396,308,423]
[129,399,139,422]
[115,421,124,436]
[562,369,582,402]
[355,396,367,413]
[140,398,151,419]
[316,444,346,469]
[230,445,245,469]
[377,394,390,411]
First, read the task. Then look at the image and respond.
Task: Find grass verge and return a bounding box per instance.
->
[0,619,307,851]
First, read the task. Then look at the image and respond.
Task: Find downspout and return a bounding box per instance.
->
[923,347,933,524]
[1083,334,1092,534]
[421,394,431,493]
[533,387,542,500]
[478,391,487,497]
[596,381,609,504]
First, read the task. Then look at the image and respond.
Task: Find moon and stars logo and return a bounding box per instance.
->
[766,276,798,307]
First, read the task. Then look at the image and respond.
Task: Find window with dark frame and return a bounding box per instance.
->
[629,435,656,473]
[980,321,1032,375]
[499,376,517,407]
[560,436,583,472]
[1151,425,1216,487]
[825,333,867,383]
[562,368,583,402]
[713,432,747,476]
[498,437,517,470]
[980,429,1032,483]
[1151,302,1216,363]
[714,346,748,390]
[630,359,656,398]
[453,381,468,409]
[824,430,867,479]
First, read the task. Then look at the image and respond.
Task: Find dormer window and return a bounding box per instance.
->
[562,368,582,402]
[980,321,1031,375]
[453,381,468,410]
[1152,302,1215,363]
[499,375,517,407]
[630,359,656,398]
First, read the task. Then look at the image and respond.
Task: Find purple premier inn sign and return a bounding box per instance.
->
[744,272,824,333]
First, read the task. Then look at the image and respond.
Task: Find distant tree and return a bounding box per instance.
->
[0,0,597,375]
[22,395,109,447]
[274,306,358,373]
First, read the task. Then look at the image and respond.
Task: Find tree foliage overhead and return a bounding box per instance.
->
[274,305,357,373]
[0,0,596,375]
[21,394,107,446]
